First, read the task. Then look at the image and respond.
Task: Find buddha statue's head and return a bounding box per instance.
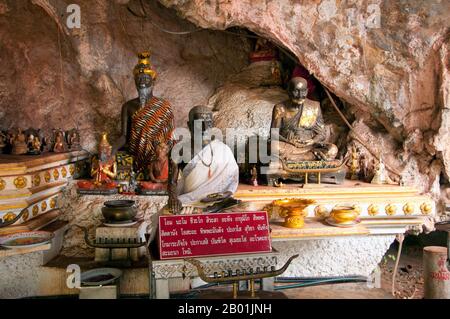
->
[134,52,157,106]
[98,132,112,162]
[288,77,308,106]
[188,105,214,142]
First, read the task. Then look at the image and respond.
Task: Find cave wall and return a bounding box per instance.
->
[159,0,450,204]
[0,0,251,150]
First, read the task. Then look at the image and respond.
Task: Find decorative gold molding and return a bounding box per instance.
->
[32,205,39,217]
[41,201,47,212]
[3,212,17,222]
[50,197,57,209]
[420,202,432,215]
[0,178,5,192]
[53,169,60,180]
[22,209,29,222]
[368,204,380,216]
[69,164,75,176]
[33,174,41,187]
[403,203,415,215]
[385,204,397,216]
[44,171,51,183]
[14,177,27,189]
[61,167,67,178]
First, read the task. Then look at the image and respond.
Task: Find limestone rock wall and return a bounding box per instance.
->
[160,0,450,206]
[0,0,251,150]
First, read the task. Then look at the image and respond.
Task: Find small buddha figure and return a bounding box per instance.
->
[113,52,174,171]
[28,135,41,155]
[371,154,394,185]
[91,133,117,186]
[11,129,28,155]
[66,129,82,151]
[271,77,338,162]
[250,165,259,186]
[0,131,7,154]
[175,106,239,205]
[53,130,67,153]
[349,144,360,180]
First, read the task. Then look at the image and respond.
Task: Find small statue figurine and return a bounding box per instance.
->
[371,155,394,185]
[250,165,259,186]
[91,133,117,186]
[0,131,6,154]
[349,144,360,180]
[53,130,67,153]
[166,153,183,215]
[148,140,169,183]
[66,129,82,151]
[11,129,28,155]
[27,134,41,155]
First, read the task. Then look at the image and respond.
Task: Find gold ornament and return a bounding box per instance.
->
[353,205,362,215]
[368,204,380,216]
[3,212,17,222]
[420,202,432,215]
[53,169,60,180]
[385,204,397,216]
[69,164,75,176]
[14,176,27,189]
[32,205,39,216]
[44,171,51,183]
[33,174,41,187]
[403,203,415,215]
[22,209,29,222]
[50,197,57,209]
[133,52,157,80]
[61,167,67,178]
[41,201,47,212]
[0,178,6,191]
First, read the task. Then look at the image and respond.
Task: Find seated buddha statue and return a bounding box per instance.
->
[271,77,338,162]
[113,52,174,172]
[91,133,117,187]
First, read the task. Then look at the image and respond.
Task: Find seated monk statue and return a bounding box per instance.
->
[174,106,239,206]
[148,140,169,183]
[113,52,174,172]
[271,77,338,162]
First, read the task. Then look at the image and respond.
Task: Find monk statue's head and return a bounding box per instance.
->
[134,52,157,106]
[188,105,214,140]
[288,77,308,105]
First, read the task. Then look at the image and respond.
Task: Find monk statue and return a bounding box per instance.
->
[174,106,239,206]
[271,77,338,162]
[113,52,174,171]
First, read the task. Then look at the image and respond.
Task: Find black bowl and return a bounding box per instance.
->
[103,200,135,208]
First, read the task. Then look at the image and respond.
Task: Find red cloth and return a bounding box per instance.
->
[292,64,318,99]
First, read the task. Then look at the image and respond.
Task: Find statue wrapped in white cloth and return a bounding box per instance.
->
[177,139,239,205]
[170,106,239,208]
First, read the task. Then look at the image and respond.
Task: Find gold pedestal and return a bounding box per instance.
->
[273,198,316,229]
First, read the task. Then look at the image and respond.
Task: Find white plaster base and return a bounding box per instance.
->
[273,235,396,277]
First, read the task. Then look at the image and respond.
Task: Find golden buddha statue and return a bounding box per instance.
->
[91,133,117,186]
[271,77,338,162]
[113,52,174,172]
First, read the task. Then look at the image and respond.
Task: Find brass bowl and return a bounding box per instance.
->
[272,198,316,229]
[330,206,359,224]
[101,200,137,223]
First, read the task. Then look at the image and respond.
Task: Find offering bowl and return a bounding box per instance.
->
[101,200,137,223]
[330,206,359,224]
[272,198,316,229]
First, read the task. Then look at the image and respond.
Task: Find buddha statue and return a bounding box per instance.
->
[53,130,67,153]
[91,133,117,186]
[271,77,338,162]
[11,129,28,155]
[172,105,239,207]
[113,52,174,172]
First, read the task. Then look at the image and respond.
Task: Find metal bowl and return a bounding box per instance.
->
[101,200,137,222]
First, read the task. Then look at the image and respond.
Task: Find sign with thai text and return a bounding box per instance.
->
[158,212,271,260]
